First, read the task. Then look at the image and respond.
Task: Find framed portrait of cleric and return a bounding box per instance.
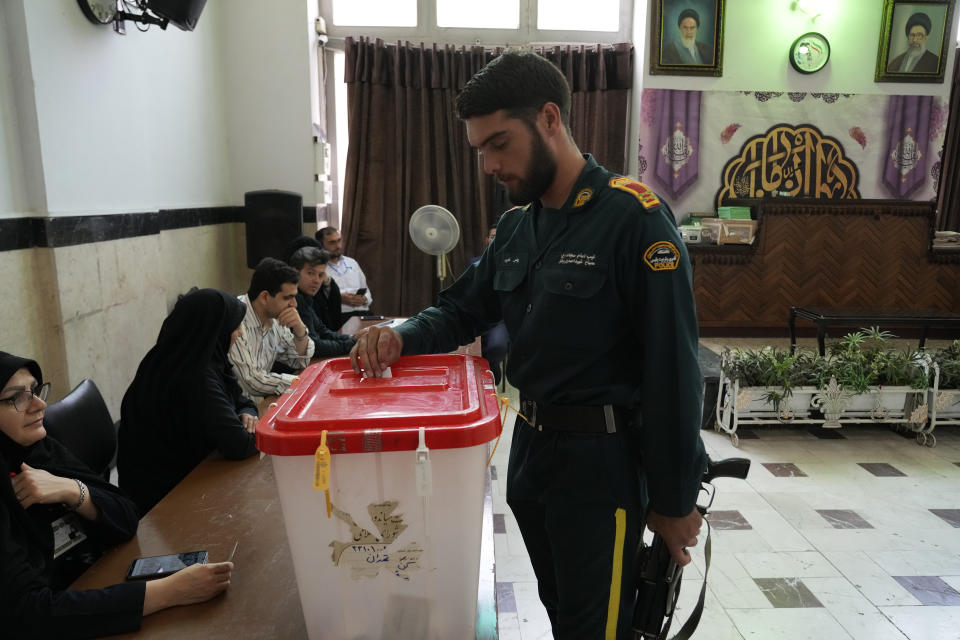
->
[650,0,725,77]
[875,0,955,82]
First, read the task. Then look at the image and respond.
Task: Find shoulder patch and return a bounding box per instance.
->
[609,177,661,210]
[573,188,594,208]
[643,241,680,272]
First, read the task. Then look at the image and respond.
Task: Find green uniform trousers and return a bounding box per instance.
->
[506,415,646,639]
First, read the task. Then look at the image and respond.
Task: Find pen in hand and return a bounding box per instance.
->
[227,540,239,563]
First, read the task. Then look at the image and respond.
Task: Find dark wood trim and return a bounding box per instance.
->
[692,198,960,331]
[0,206,246,252]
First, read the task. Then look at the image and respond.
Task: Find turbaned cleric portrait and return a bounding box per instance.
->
[661,7,715,65]
[887,11,940,73]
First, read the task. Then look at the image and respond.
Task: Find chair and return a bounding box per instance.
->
[43,379,117,482]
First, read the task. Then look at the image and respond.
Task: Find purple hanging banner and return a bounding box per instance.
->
[882,95,933,198]
[653,89,701,199]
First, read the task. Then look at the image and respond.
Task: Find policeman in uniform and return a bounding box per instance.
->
[351,51,707,639]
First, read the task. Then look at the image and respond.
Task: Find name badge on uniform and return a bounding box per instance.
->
[500,253,525,268]
[52,513,88,559]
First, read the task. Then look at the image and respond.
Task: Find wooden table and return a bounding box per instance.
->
[72,454,499,638]
[72,454,305,638]
[788,306,960,355]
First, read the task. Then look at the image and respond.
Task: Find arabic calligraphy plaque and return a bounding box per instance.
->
[715,123,860,207]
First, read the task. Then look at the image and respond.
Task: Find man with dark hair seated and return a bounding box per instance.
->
[284,235,346,332]
[228,257,314,401]
[289,246,357,358]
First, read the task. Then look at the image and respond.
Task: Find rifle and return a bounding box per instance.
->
[633,457,751,640]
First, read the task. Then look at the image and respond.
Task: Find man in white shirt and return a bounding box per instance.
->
[316,226,373,320]
[228,257,315,401]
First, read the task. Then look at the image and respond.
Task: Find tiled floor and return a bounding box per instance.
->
[491,337,960,640]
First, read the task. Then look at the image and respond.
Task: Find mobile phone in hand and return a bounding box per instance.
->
[356,288,367,296]
[126,551,208,581]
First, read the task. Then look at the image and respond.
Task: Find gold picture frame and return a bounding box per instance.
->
[649,0,725,77]
[875,0,955,83]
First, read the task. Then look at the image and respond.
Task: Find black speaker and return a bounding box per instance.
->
[147,0,207,31]
[244,190,303,269]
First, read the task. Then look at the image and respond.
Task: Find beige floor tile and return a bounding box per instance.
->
[511,581,552,639]
[822,551,891,578]
[708,553,775,610]
[735,551,841,579]
[727,608,854,640]
[672,584,745,640]
[851,575,920,607]
[739,509,818,552]
[879,605,960,640]
[868,550,960,576]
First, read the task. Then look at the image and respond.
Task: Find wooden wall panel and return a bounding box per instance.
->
[691,200,960,330]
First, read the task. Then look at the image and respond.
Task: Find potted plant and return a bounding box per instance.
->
[716,347,823,444]
[930,340,960,421]
[813,328,927,427]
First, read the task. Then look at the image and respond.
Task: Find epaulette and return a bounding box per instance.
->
[608,177,661,211]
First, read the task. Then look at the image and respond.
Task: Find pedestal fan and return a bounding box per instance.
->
[408,205,461,282]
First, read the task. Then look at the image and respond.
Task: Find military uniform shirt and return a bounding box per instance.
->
[397,155,707,516]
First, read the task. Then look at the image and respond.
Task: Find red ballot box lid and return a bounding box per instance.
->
[257,354,502,456]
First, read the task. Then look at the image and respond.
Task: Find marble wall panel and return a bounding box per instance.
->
[159,223,251,310]
[0,223,251,417]
[0,247,67,398]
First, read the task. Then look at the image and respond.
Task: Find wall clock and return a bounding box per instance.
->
[789,32,831,74]
[78,0,117,25]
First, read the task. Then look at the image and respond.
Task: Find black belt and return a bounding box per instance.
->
[519,397,632,434]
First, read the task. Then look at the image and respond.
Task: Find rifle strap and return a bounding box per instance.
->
[660,518,712,640]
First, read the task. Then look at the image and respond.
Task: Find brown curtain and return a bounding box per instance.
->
[342,38,633,316]
[937,47,960,231]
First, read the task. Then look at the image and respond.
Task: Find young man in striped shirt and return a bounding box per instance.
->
[228,258,315,401]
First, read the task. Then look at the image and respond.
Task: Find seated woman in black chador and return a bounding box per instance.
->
[119,288,258,515]
[0,351,233,638]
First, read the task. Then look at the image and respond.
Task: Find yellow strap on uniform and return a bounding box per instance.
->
[605,508,627,640]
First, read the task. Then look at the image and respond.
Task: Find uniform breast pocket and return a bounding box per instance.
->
[541,267,607,299]
[494,267,527,293]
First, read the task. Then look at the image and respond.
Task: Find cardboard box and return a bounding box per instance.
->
[717,206,752,220]
[718,219,757,245]
[699,218,722,244]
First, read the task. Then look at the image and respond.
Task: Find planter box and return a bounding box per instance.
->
[840,387,912,419]
[932,388,960,418]
[735,386,816,420]
[812,381,923,428]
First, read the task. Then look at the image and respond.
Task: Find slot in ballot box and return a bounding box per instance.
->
[258,354,502,640]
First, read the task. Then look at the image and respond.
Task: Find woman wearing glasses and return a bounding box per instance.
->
[0,351,233,638]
